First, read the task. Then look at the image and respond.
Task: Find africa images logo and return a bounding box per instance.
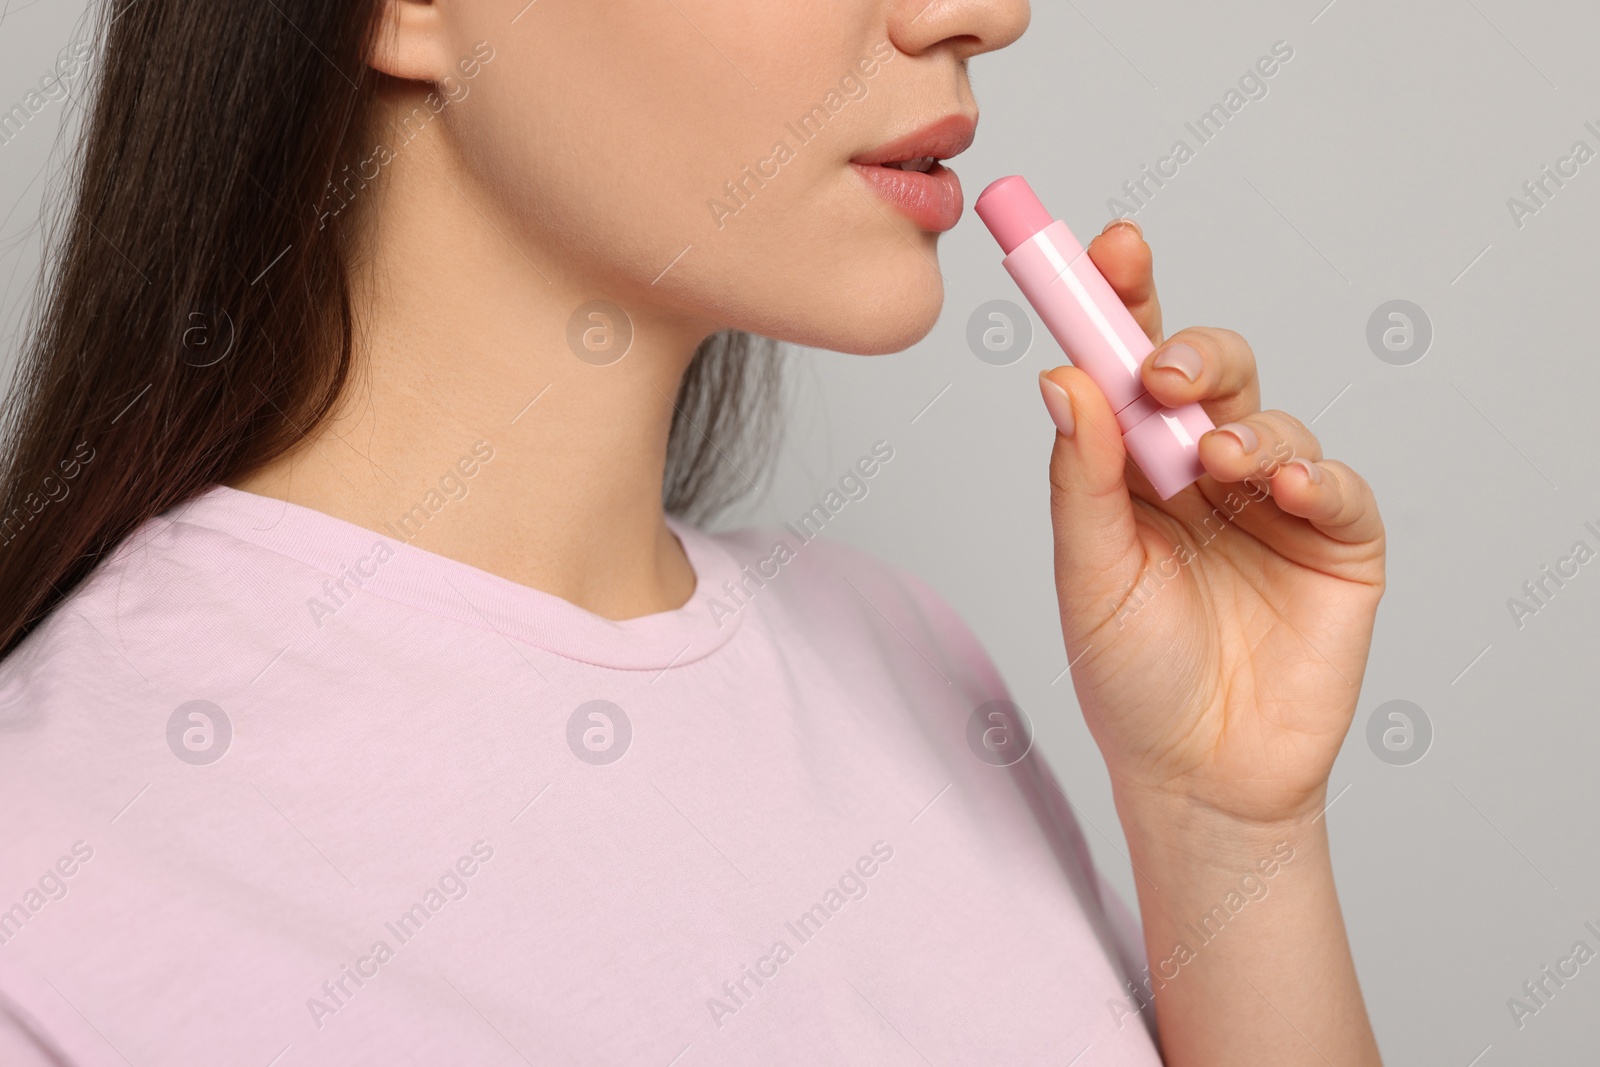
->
[166,700,232,765]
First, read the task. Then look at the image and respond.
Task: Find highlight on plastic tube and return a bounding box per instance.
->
[975,176,1214,500]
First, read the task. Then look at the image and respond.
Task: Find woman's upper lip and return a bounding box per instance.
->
[851,113,978,166]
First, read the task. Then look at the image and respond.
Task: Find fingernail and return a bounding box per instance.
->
[1288,457,1323,485]
[1038,372,1075,438]
[1214,422,1258,454]
[1102,216,1143,239]
[1151,342,1202,383]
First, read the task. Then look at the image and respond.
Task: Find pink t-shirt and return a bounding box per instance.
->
[0,486,1161,1065]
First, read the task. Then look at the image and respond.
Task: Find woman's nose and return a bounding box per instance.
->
[888,0,1031,61]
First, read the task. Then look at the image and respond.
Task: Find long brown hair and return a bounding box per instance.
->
[0,0,782,660]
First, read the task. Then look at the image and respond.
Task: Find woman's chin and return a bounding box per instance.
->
[785,273,946,356]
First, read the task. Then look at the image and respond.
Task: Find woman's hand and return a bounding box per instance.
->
[1039,219,1388,1064]
[1038,218,1386,829]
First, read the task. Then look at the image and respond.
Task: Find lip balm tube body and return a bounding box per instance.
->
[975,176,1214,499]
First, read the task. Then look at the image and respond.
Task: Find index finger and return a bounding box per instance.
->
[1086,218,1162,345]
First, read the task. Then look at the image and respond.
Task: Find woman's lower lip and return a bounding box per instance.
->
[850,162,964,233]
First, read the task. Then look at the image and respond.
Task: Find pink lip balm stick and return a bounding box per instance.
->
[975,176,1214,499]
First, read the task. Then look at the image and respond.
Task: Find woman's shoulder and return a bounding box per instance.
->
[0,499,304,714]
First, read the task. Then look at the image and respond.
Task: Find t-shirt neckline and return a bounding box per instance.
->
[158,484,746,671]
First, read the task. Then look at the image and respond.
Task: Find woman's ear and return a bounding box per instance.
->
[369,0,451,82]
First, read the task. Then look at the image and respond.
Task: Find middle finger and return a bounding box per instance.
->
[1139,326,1262,426]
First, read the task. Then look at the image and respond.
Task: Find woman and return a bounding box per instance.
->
[0,0,1386,1063]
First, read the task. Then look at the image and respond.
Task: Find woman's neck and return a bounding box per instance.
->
[234,96,714,620]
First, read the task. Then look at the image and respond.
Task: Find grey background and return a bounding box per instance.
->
[4,0,1598,1062]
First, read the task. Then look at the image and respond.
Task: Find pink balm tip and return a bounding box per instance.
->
[976,176,1053,255]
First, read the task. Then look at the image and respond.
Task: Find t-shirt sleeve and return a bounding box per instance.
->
[887,553,1161,1038]
[1097,870,1149,983]
[0,957,108,1067]
[0,1014,67,1067]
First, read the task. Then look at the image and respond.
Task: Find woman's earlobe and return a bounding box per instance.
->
[368,0,449,82]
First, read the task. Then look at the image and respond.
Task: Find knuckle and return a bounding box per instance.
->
[1048,469,1074,509]
[1325,463,1377,528]
[1277,410,1312,438]
[1260,410,1317,456]
[1184,327,1257,380]
[1224,331,1259,372]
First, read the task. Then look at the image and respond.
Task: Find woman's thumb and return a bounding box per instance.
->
[1038,366,1145,622]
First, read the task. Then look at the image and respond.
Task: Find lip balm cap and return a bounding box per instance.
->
[976,176,1054,255]
[1121,401,1215,500]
